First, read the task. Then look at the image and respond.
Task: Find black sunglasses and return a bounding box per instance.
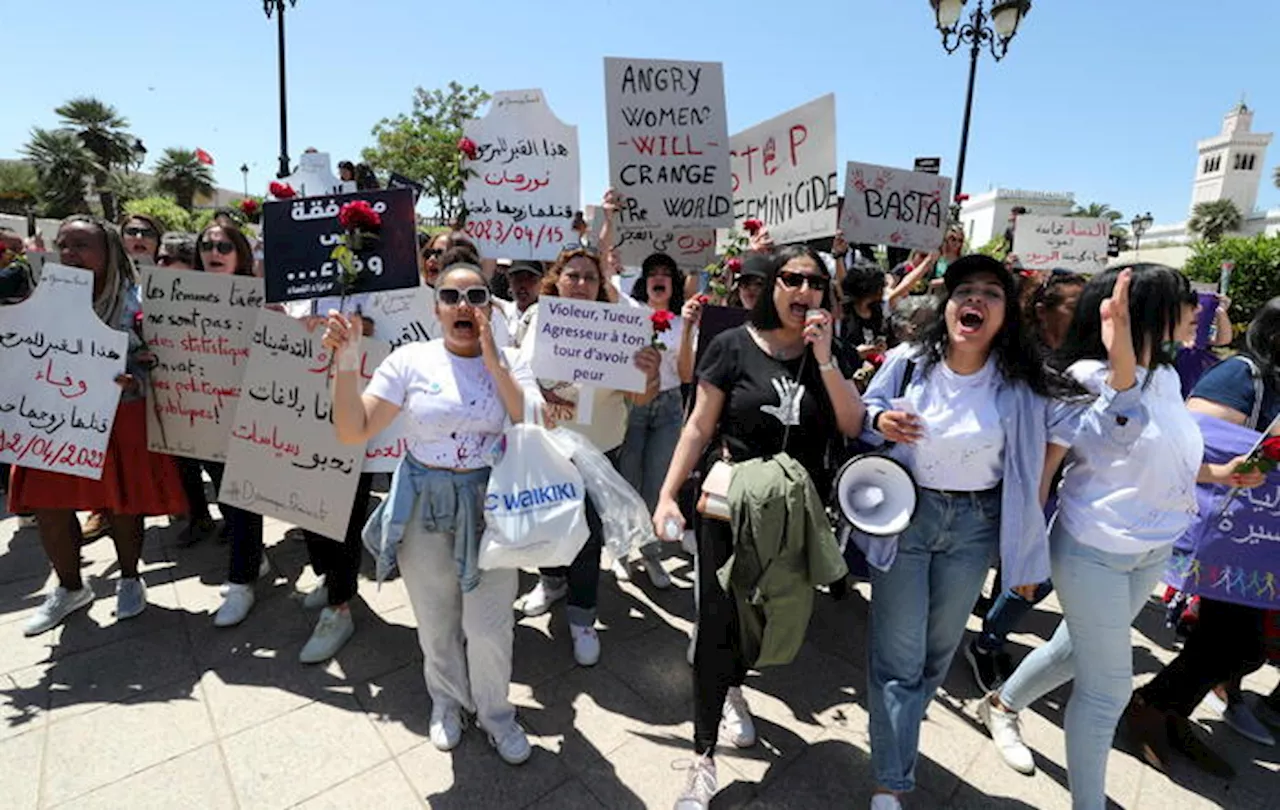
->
[438,286,490,307]
[421,247,443,259]
[124,226,158,239]
[777,270,829,292]
[200,240,235,255]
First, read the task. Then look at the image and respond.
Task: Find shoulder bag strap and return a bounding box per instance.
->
[1237,356,1264,431]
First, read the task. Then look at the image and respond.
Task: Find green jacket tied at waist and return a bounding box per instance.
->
[717,453,848,668]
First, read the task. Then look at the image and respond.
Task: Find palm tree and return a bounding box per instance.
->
[0,161,39,215]
[153,148,215,211]
[1068,202,1124,223]
[55,97,135,220]
[1188,199,1243,243]
[22,128,96,217]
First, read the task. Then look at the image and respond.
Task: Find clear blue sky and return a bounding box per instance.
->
[6,0,1278,226]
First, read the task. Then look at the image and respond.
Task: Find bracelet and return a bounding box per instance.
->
[817,359,838,373]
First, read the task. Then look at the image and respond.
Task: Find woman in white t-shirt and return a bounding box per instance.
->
[320,262,538,766]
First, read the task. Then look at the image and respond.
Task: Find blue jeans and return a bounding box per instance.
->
[617,388,683,560]
[868,488,1001,792]
[1000,521,1171,810]
[976,578,1054,654]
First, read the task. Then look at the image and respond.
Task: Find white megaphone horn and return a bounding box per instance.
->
[833,454,918,537]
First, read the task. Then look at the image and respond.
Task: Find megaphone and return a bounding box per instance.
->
[833,454,918,537]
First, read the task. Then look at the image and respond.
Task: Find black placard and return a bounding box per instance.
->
[387,172,426,204]
[262,188,418,303]
[913,157,941,175]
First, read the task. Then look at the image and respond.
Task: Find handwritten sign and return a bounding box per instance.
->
[262,187,418,303]
[726,94,838,244]
[531,298,649,393]
[0,263,127,480]
[140,268,263,461]
[462,89,579,260]
[605,57,732,230]
[1013,215,1110,274]
[839,161,952,252]
[588,207,716,271]
[218,311,367,539]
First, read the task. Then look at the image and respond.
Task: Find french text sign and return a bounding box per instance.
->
[728,94,838,243]
[605,57,733,229]
[262,187,419,303]
[1013,215,1110,274]
[462,90,579,260]
[839,161,952,252]
[140,269,264,461]
[531,298,650,393]
[0,263,126,479]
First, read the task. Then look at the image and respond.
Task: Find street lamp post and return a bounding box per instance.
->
[263,0,298,179]
[930,0,1032,207]
[1131,211,1154,257]
[240,164,250,197]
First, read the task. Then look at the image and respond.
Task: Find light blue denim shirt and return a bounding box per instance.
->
[856,345,1147,588]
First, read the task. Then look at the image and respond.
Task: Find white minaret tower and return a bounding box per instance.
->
[1191,102,1273,216]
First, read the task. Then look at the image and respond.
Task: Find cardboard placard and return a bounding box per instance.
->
[530,298,650,393]
[0,264,127,479]
[588,207,716,272]
[839,161,952,252]
[462,89,579,260]
[1013,215,1110,274]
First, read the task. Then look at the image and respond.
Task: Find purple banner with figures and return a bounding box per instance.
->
[1166,412,1280,609]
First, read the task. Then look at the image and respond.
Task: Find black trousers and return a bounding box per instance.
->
[301,473,373,606]
[1138,597,1267,717]
[693,515,748,755]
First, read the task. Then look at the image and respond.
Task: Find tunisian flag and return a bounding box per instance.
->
[195,148,215,165]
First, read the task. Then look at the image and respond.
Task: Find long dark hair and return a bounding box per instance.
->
[748,244,835,331]
[630,252,685,313]
[194,222,254,276]
[1026,270,1086,351]
[1054,263,1194,380]
[1242,297,1280,392]
[840,262,887,340]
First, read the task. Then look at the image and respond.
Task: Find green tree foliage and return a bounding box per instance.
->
[361,82,489,220]
[123,196,192,233]
[23,128,96,217]
[1183,233,1280,339]
[56,97,136,220]
[0,162,39,215]
[1188,199,1243,243]
[153,148,215,211]
[104,170,152,211]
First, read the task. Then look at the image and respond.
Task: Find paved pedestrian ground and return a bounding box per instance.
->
[0,508,1276,809]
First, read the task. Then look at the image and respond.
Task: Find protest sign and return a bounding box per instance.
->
[605,57,732,230]
[218,311,368,539]
[913,157,941,174]
[386,172,425,203]
[140,268,264,461]
[462,90,579,260]
[262,187,418,303]
[531,298,649,393]
[365,285,511,349]
[588,207,716,272]
[726,94,838,244]
[279,151,355,198]
[1013,215,1109,274]
[0,263,127,480]
[1166,413,1280,609]
[839,161,952,252]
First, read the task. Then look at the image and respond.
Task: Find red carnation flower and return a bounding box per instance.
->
[239,198,260,215]
[696,294,709,306]
[269,181,296,200]
[338,200,382,232]
[1262,436,1280,462]
[650,310,674,333]
[954,193,970,203]
[725,257,743,273]
[457,137,478,161]
[743,218,764,235]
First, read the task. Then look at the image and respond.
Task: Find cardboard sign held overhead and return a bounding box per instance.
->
[0,263,127,480]
[839,161,952,252]
[462,90,580,261]
[1013,215,1110,274]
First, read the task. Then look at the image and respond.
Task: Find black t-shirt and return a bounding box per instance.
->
[697,325,840,493]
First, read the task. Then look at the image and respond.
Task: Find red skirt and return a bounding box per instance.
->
[8,399,188,516]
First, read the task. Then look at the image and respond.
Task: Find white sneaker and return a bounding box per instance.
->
[643,557,672,589]
[721,686,757,748]
[23,586,94,636]
[979,694,1035,774]
[299,606,354,663]
[429,703,464,751]
[1223,701,1276,746]
[521,578,567,617]
[611,557,632,583]
[571,624,601,667]
[302,581,329,610]
[214,583,255,627]
[870,794,902,810]
[488,723,532,765]
[674,754,717,810]
[114,577,147,620]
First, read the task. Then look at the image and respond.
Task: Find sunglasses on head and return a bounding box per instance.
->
[776,270,829,292]
[438,286,490,307]
[200,240,235,255]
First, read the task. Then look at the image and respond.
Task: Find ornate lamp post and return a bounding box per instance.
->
[130,138,147,173]
[263,0,298,179]
[1131,211,1154,257]
[930,0,1032,205]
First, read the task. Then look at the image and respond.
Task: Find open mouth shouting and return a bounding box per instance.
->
[452,315,476,337]
[957,306,986,335]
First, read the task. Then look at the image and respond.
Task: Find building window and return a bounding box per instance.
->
[1205,155,1222,173]
[1246,154,1256,170]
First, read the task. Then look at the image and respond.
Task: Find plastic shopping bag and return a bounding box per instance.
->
[479,420,589,570]
[545,427,657,561]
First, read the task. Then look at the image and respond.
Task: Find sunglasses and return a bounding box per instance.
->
[200,240,235,255]
[776,270,829,293]
[421,247,442,259]
[438,286,490,307]
[124,226,158,239]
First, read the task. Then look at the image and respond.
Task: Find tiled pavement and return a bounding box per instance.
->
[0,508,1276,809]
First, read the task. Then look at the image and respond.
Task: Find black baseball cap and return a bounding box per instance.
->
[508,260,543,277]
[943,253,1015,294]
[738,252,772,281]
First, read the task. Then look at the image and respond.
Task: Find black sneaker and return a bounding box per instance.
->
[965,640,1006,694]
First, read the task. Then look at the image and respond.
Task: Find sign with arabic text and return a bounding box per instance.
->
[1013,215,1109,274]
[839,161,952,252]
[0,263,127,479]
[462,90,579,260]
[262,187,418,303]
[531,298,650,393]
[605,57,733,230]
[588,207,716,272]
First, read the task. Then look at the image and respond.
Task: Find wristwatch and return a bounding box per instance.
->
[817,359,839,373]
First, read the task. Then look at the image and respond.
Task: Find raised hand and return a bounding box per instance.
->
[1101,269,1136,391]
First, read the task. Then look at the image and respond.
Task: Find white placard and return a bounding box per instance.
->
[0,264,127,479]
[279,151,356,198]
[462,90,579,260]
[605,57,732,230]
[531,298,650,393]
[839,161,953,252]
[218,311,371,540]
[727,94,838,244]
[140,269,264,461]
[588,207,716,273]
[1013,215,1110,274]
